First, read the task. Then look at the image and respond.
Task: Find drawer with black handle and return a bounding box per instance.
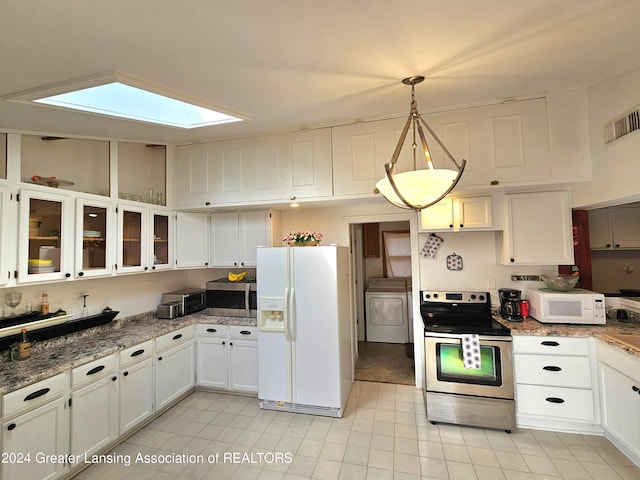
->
[2,372,68,418]
[516,384,595,422]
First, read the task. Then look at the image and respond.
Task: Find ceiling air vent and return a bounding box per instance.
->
[604,106,640,144]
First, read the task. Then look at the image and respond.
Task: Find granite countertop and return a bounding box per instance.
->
[495,315,640,359]
[0,311,257,396]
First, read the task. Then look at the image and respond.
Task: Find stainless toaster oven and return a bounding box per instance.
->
[160,288,206,316]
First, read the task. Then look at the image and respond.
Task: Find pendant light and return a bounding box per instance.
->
[375,76,466,210]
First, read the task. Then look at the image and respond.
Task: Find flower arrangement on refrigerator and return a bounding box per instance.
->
[282,230,324,246]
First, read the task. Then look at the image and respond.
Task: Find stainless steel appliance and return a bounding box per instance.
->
[157,302,182,319]
[206,278,257,317]
[420,290,515,432]
[525,287,605,324]
[160,288,206,316]
[498,288,522,321]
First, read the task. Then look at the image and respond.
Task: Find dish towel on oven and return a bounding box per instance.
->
[461,334,481,369]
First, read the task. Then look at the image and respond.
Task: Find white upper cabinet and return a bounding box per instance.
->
[175,212,209,268]
[175,129,332,208]
[589,204,640,250]
[419,196,493,232]
[498,190,574,265]
[75,196,116,279]
[210,211,239,267]
[210,210,278,267]
[18,187,75,283]
[252,130,333,202]
[425,98,551,188]
[0,186,14,286]
[332,98,553,197]
[332,117,413,197]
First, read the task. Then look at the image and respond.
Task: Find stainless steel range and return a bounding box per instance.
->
[420,290,515,432]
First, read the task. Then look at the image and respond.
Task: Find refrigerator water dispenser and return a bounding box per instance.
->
[258,297,286,332]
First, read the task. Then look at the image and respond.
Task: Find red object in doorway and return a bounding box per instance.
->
[558,210,592,290]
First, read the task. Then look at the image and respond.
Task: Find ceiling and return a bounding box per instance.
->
[2,0,640,145]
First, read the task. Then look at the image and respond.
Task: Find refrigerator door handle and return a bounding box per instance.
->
[284,287,291,341]
[289,287,296,342]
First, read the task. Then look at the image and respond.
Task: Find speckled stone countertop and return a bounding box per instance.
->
[495,315,640,359]
[0,311,257,396]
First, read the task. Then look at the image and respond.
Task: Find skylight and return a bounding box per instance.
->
[33,82,242,129]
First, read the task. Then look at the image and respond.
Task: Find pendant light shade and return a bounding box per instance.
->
[376,76,466,210]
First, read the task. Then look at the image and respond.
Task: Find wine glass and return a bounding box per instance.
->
[5,293,22,317]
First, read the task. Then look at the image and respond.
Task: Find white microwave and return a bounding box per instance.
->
[526,288,606,324]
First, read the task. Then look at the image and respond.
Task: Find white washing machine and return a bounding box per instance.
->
[365,277,408,343]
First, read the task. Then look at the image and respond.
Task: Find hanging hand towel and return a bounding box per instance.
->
[461,334,481,370]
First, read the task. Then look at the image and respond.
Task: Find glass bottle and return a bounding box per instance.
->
[18,329,31,360]
[41,293,49,315]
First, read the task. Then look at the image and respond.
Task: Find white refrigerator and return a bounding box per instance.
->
[257,245,353,417]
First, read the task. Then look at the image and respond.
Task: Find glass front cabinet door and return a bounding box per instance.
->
[150,209,172,271]
[75,197,115,278]
[18,188,74,283]
[117,203,146,274]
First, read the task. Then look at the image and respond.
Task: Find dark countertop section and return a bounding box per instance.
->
[495,315,640,358]
[0,311,256,396]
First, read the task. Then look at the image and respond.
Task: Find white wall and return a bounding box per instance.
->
[419,231,556,307]
[572,65,640,208]
[3,270,189,319]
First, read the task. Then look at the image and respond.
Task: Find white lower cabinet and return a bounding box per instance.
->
[513,335,600,433]
[119,340,154,433]
[155,325,196,410]
[1,373,69,480]
[196,324,258,395]
[597,340,640,466]
[70,355,119,459]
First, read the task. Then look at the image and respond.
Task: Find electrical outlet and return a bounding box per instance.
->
[511,275,541,281]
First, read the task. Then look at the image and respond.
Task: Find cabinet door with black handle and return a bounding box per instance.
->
[1,396,68,480]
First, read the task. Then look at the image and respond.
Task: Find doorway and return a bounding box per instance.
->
[351,220,416,385]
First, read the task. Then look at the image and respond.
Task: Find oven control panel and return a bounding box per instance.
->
[421,291,489,304]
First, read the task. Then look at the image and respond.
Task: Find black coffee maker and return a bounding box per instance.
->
[498,288,523,321]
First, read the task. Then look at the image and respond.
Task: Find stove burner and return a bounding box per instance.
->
[420,290,510,336]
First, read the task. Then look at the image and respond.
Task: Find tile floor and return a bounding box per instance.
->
[75,381,640,480]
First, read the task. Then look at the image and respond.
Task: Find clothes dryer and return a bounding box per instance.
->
[365,277,408,343]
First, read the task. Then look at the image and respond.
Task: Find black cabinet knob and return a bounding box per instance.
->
[78,272,84,277]
[7,423,16,431]
[65,273,71,278]
[158,356,163,361]
[205,202,211,206]
[123,371,129,377]
[112,376,117,382]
